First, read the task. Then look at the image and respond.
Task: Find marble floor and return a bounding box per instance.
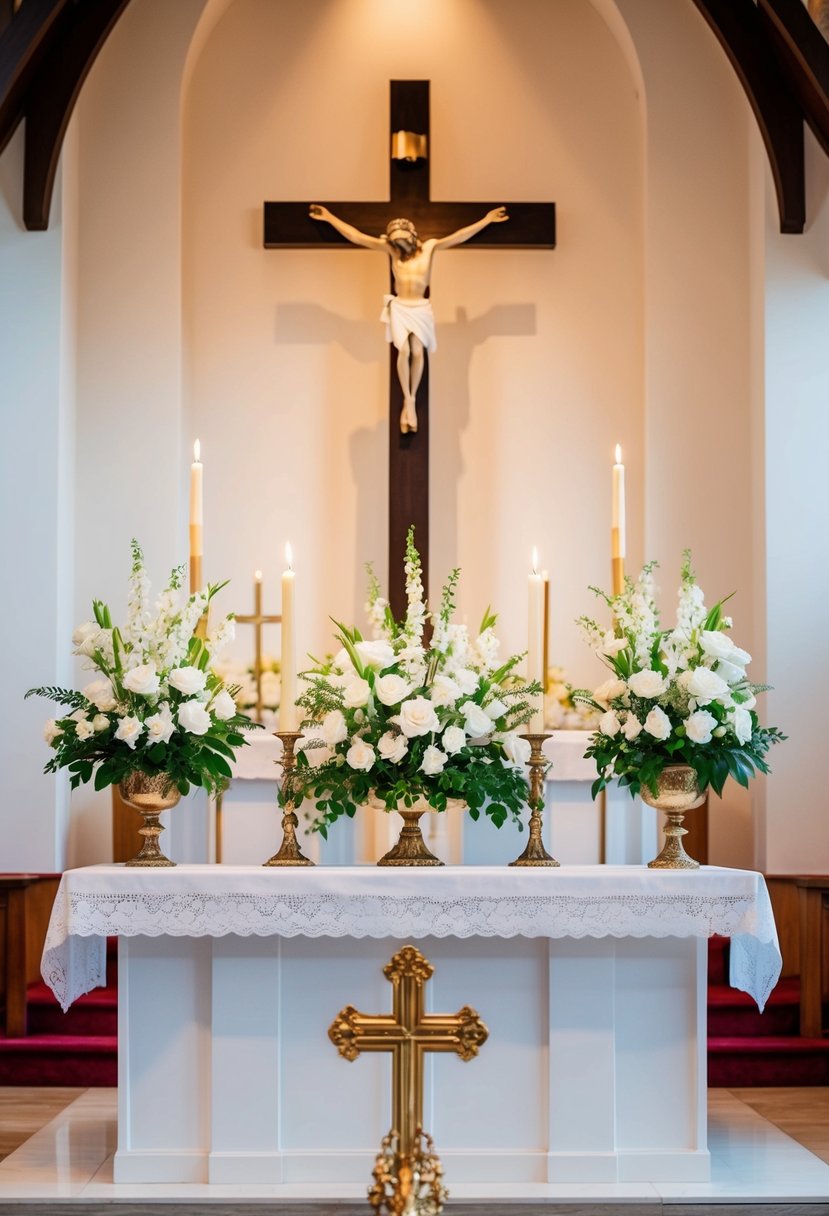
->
[0,1088,828,1208]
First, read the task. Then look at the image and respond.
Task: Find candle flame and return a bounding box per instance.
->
[615,443,622,464]
[285,542,293,571]
[532,546,539,575]
[194,438,201,462]
[254,569,262,582]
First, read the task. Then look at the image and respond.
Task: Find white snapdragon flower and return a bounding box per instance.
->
[377,731,408,763]
[374,674,411,706]
[499,732,531,766]
[75,717,95,742]
[442,724,466,755]
[44,719,62,745]
[429,674,460,707]
[485,698,508,721]
[462,701,492,739]
[178,701,211,736]
[420,744,447,776]
[627,669,667,699]
[92,713,110,732]
[396,697,440,738]
[321,709,348,746]
[169,666,208,696]
[211,689,237,721]
[730,706,753,745]
[599,631,629,658]
[343,678,371,709]
[146,704,176,745]
[453,668,479,696]
[346,737,375,771]
[593,677,627,707]
[208,615,235,661]
[679,667,729,706]
[474,627,500,672]
[685,709,717,745]
[622,713,643,741]
[123,663,161,697]
[83,678,118,712]
[114,715,144,749]
[599,710,621,737]
[644,706,672,741]
[355,639,395,670]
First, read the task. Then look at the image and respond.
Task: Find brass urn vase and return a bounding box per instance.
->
[639,764,705,870]
[118,771,181,867]
[371,794,462,867]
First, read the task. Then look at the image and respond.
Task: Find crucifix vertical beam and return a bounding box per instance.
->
[264,81,555,617]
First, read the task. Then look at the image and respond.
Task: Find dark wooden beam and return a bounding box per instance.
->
[23,0,132,231]
[691,0,806,234]
[0,0,68,157]
[759,0,829,160]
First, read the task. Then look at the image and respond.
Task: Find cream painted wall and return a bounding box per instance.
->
[182,0,644,696]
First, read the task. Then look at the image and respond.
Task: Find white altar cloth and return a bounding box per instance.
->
[42,864,780,1012]
[40,864,781,1187]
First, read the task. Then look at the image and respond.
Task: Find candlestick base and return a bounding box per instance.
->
[509,733,560,868]
[263,730,315,867]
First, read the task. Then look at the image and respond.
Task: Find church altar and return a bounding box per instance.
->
[212,730,658,868]
[41,864,780,1189]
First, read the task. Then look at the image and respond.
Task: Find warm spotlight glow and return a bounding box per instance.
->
[285,543,293,571]
[194,439,201,462]
[615,444,622,464]
[532,546,539,575]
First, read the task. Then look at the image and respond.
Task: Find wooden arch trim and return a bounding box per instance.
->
[691,0,805,234]
[759,0,829,160]
[23,0,131,231]
[0,0,68,159]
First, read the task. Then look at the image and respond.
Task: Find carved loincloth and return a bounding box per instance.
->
[380,295,437,354]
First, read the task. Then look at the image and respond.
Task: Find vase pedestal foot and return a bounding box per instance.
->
[377,810,444,867]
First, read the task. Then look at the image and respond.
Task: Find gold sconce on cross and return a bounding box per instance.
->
[235,571,282,724]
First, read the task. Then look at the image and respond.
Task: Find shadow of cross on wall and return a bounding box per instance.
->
[272,300,537,619]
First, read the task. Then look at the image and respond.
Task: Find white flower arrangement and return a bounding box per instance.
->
[295,528,542,837]
[213,655,281,729]
[29,541,260,795]
[574,553,784,799]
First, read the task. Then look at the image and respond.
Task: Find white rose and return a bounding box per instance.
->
[453,668,479,696]
[499,732,531,766]
[600,630,629,657]
[622,714,643,741]
[44,718,62,745]
[679,666,730,706]
[83,678,117,712]
[377,731,408,763]
[114,715,144,749]
[741,693,757,711]
[485,698,508,721]
[343,678,371,709]
[685,709,717,745]
[716,659,747,686]
[599,710,621,737]
[211,689,237,721]
[332,647,356,674]
[442,724,467,755]
[169,666,208,696]
[730,706,753,745]
[178,700,211,736]
[75,717,95,742]
[462,701,493,739]
[92,713,110,732]
[593,677,627,707]
[397,697,440,738]
[375,673,411,706]
[699,630,735,661]
[644,706,672,741]
[627,670,667,699]
[355,640,395,670]
[321,709,348,746]
[346,737,375,771]
[146,706,175,745]
[430,674,460,707]
[420,744,447,776]
[123,663,160,697]
[72,620,100,650]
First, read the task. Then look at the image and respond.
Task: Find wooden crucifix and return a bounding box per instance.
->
[264,81,555,617]
[234,572,281,724]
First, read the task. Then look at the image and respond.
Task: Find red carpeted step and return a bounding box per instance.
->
[708,1035,829,1087]
[0,1034,117,1087]
[707,935,729,985]
[25,981,118,1037]
[708,977,800,1038]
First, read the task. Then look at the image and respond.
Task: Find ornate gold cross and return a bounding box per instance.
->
[328,945,488,1161]
[234,571,281,723]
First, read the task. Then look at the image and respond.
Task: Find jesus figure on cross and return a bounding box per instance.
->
[309,204,509,433]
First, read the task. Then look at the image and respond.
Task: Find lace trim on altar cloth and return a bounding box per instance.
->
[42,887,781,1014]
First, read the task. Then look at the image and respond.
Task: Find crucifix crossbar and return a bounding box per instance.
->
[264,80,556,617]
[328,945,488,1155]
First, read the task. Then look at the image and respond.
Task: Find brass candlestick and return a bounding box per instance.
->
[509,732,559,867]
[263,730,314,866]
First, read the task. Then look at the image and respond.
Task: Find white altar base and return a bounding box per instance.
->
[41,865,781,1191]
[213,731,657,868]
